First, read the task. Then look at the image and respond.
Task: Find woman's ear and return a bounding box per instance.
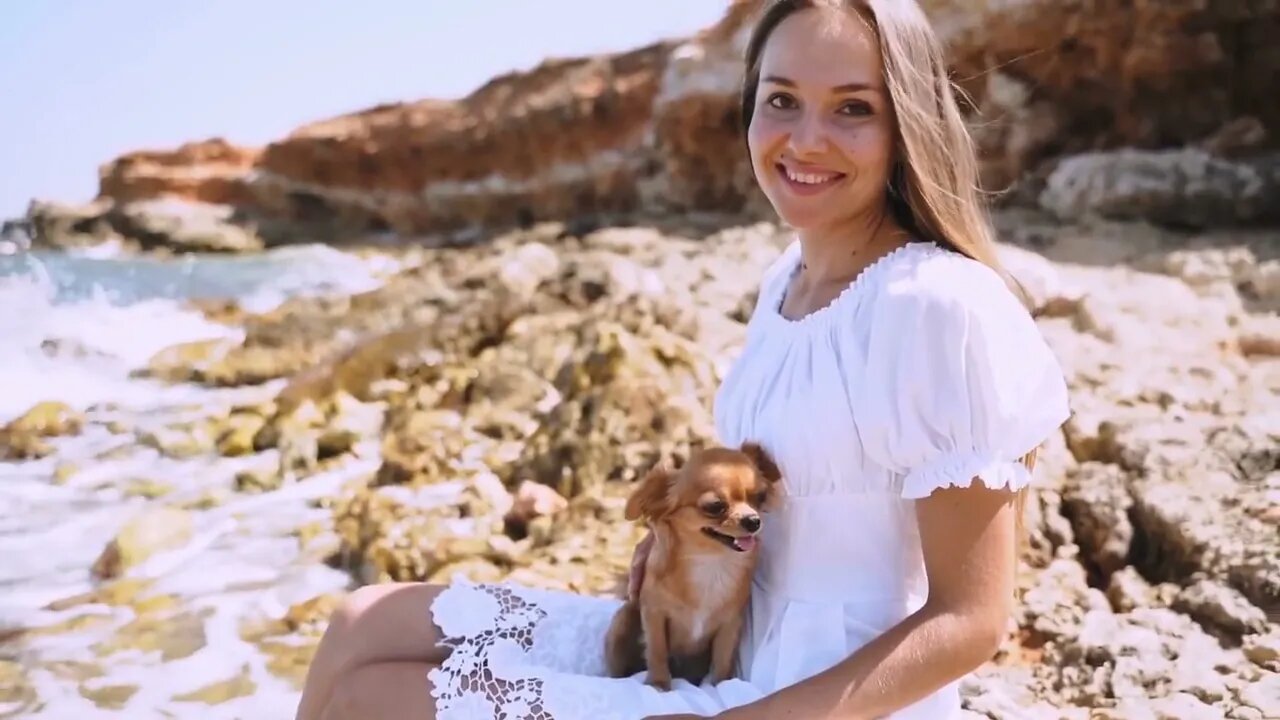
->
[625,462,673,522]
[741,441,782,484]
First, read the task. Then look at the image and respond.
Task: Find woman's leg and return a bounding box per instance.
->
[295,583,451,720]
[319,661,439,720]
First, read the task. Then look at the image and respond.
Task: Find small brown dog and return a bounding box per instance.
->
[605,443,782,690]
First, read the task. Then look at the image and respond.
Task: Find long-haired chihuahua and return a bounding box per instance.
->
[605,442,782,689]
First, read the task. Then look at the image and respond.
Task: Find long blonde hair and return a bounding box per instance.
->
[741,0,1036,552]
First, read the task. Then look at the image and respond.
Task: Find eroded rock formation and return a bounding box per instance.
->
[18,0,1280,252]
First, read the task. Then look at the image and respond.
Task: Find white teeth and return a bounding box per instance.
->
[784,168,838,185]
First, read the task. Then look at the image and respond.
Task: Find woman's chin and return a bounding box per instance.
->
[766,190,878,235]
[771,206,842,234]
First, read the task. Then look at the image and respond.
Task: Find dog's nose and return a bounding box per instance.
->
[740,514,761,533]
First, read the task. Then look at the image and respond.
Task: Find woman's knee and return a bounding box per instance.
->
[327,583,395,636]
[322,582,450,666]
[329,582,423,630]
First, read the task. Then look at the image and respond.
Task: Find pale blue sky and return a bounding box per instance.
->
[0,1,728,218]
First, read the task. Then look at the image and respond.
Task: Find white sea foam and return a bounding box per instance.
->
[0,244,400,717]
[0,245,396,422]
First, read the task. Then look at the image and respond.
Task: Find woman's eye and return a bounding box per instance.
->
[766,93,796,110]
[703,500,728,516]
[839,100,873,116]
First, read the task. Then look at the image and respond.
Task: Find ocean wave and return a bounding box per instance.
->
[0,245,397,422]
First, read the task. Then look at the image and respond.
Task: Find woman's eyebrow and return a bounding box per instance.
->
[761,75,879,93]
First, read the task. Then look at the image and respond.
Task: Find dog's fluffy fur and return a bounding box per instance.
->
[605,443,782,690]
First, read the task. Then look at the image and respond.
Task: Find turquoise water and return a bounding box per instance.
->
[0,245,390,307]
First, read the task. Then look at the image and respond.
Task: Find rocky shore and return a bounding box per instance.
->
[3,0,1278,717]
[3,211,1277,718]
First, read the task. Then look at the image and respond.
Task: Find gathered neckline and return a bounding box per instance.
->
[767,239,939,331]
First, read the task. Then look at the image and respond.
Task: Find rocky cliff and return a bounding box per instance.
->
[98,138,261,206]
[16,0,1280,252]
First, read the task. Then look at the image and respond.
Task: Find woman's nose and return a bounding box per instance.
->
[787,113,826,157]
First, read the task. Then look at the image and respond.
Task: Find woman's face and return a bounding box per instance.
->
[747,8,897,235]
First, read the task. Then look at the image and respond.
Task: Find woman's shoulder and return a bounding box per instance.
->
[872,243,1029,327]
[856,243,1072,483]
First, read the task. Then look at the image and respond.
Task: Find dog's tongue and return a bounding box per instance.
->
[734,535,757,552]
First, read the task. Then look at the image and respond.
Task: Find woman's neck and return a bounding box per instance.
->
[795,207,908,285]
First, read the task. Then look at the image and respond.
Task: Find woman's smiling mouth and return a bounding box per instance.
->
[777,163,846,195]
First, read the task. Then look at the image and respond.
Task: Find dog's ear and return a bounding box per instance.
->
[625,462,673,521]
[741,442,781,484]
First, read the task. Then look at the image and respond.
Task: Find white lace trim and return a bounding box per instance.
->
[427,580,761,719]
[428,582,557,720]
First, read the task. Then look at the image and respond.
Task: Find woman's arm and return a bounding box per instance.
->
[718,481,1020,720]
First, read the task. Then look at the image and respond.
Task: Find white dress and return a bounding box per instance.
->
[426,239,1072,719]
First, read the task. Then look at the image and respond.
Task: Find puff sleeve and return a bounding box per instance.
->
[858,255,1072,499]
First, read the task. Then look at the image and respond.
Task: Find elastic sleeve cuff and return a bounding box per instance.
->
[900,452,1033,499]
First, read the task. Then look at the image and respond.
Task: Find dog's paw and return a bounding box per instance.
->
[645,672,672,692]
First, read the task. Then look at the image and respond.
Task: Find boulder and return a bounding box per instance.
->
[25,197,265,254]
[0,401,85,460]
[1039,149,1280,228]
[91,507,195,580]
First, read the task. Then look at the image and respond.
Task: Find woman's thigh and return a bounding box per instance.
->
[322,661,438,720]
[330,582,451,667]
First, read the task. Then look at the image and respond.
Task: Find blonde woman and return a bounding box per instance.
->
[296,1,1071,718]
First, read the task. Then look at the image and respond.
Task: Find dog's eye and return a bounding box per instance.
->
[753,491,769,507]
[702,500,727,516]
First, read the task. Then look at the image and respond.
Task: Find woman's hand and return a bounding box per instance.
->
[627,529,655,601]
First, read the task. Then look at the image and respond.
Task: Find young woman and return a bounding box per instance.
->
[296,1,1071,718]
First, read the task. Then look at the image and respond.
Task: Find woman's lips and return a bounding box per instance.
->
[777,163,846,195]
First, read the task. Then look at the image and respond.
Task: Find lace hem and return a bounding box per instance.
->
[426,580,761,719]
[428,582,556,719]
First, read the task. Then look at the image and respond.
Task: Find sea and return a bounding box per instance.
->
[0,243,404,718]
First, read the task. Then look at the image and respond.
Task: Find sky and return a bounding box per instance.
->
[0,1,729,219]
